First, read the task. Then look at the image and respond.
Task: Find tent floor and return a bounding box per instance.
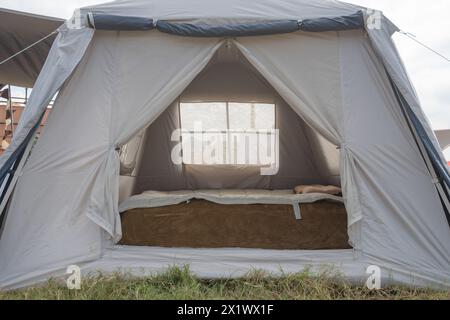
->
[91,246,361,280]
[5,246,446,290]
[119,200,351,250]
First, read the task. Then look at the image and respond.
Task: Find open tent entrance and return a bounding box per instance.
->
[117,42,350,250]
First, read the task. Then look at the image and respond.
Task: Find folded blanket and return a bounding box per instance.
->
[294,185,342,196]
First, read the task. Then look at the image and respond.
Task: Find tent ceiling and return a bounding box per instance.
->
[0,8,64,88]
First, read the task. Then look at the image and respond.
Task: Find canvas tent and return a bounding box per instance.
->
[436,130,450,151]
[0,8,64,88]
[0,0,449,289]
[436,130,450,167]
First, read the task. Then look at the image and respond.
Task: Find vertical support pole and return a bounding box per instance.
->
[250,103,256,129]
[226,102,231,164]
[7,85,14,138]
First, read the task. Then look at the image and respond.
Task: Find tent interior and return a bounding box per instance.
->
[116,42,350,250]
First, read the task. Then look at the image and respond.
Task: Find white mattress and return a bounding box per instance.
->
[119,189,344,213]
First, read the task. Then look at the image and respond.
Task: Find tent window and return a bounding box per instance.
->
[180,102,276,166]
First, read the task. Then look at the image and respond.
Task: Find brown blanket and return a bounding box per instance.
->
[120,200,351,250]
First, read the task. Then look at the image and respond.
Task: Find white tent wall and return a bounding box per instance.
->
[0,0,449,289]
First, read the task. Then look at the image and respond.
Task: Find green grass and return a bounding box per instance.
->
[0,266,449,300]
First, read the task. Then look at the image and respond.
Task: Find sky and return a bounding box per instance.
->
[0,1,449,140]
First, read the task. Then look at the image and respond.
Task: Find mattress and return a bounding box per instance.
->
[119,190,350,250]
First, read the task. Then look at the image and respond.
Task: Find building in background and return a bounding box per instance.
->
[0,85,52,155]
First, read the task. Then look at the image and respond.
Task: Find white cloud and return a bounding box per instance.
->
[1,0,449,132]
[0,0,105,19]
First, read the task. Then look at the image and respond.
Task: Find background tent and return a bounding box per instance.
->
[436,129,450,166]
[0,0,449,290]
[436,130,450,150]
[0,8,64,88]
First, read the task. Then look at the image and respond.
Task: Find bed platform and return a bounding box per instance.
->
[119,190,351,250]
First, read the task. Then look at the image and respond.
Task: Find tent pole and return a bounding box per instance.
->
[7,85,14,136]
[226,102,231,164]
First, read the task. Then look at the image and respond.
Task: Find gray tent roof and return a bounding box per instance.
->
[0,8,64,88]
[436,130,450,150]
